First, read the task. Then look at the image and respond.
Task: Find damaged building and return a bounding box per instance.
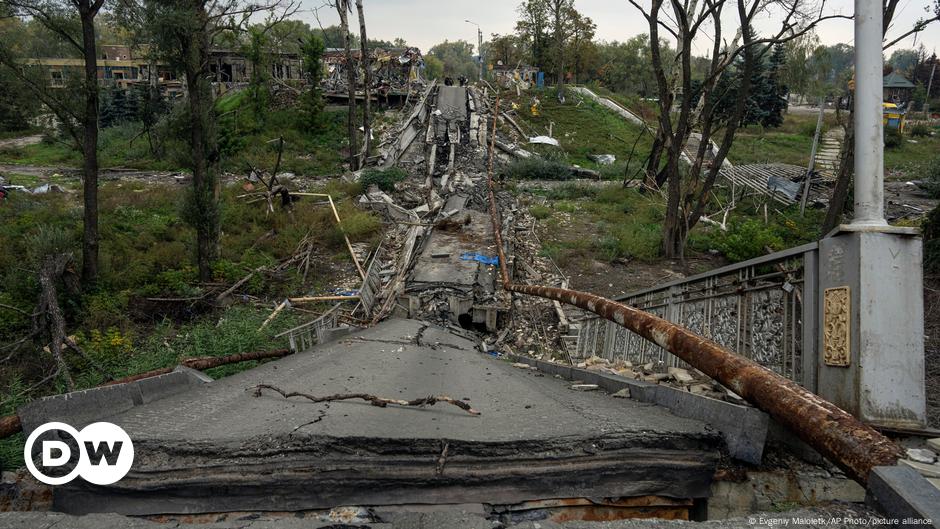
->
[323,46,427,103]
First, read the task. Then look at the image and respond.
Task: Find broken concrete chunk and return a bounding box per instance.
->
[689,383,713,395]
[588,154,617,165]
[570,384,599,391]
[611,388,631,399]
[926,438,940,452]
[668,367,694,384]
[511,362,530,369]
[642,362,654,371]
[906,448,937,464]
[900,459,940,478]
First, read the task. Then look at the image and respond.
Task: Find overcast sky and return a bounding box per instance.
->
[296,0,939,57]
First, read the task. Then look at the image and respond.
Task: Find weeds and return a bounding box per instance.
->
[502,157,573,181]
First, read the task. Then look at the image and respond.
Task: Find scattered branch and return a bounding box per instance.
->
[252,384,481,416]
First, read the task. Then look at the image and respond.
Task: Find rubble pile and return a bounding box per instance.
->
[323,46,427,99]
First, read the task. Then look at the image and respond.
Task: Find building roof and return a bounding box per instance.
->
[883,71,915,89]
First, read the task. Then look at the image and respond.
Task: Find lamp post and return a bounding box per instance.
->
[851,0,887,227]
[466,19,484,81]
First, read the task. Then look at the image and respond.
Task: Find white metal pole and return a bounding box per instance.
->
[851,0,888,226]
[925,60,936,119]
[479,28,484,81]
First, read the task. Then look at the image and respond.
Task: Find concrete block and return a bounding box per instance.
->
[867,465,940,527]
[18,368,211,435]
[134,370,205,405]
[510,355,768,464]
[900,459,940,478]
[818,230,926,428]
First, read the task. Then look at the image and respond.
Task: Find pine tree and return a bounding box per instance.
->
[761,43,789,128]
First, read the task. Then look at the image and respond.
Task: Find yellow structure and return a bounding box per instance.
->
[882,102,905,133]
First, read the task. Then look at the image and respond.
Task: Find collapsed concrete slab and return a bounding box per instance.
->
[48,319,721,516]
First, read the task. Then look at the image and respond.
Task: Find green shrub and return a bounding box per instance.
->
[715,219,785,262]
[360,167,407,192]
[799,120,821,138]
[884,127,903,149]
[502,157,572,181]
[542,183,598,200]
[530,205,552,219]
[909,123,931,138]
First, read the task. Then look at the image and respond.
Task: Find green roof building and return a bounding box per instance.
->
[883,71,915,103]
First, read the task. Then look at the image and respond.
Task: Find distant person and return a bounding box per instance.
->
[444,77,454,86]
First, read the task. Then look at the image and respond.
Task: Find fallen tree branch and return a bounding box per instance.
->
[0,302,29,316]
[252,384,481,416]
[0,415,21,438]
[259,299,289,331]
[289,295,360,303]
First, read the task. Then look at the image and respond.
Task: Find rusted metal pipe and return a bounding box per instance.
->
[483,91,902,485]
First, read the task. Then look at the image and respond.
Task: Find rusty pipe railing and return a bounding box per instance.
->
[484,92,902,484]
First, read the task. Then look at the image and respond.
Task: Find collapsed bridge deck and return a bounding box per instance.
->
[48,319,720,516]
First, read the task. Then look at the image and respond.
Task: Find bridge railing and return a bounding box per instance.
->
[275,303,344,353]
[575,242,819,390]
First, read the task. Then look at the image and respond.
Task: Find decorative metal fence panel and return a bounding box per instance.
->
[275,303,343,353]
[574,243,819,389]
[360,243,386,317]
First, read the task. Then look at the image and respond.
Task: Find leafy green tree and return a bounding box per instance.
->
[888,47,925,74]
[427,40,478,79]
[299,33,324,130]
[423,55,443,80]
[593,36,663,96]
[0,0,107,284]
[0,64,40,133]
[244,26,270,121]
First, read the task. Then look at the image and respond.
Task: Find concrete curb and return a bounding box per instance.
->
[508,355,769,464]
[17,366,213,435]
[866,465,940,527]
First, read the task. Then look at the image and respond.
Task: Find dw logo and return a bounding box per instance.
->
[23,422,134,485]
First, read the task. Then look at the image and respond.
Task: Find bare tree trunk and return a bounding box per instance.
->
[78,3,100,286]
[356,0,371,165]
[183,5,221,282]
[36,254,77,391]
[822,119,855,234]
[336,1,359,170]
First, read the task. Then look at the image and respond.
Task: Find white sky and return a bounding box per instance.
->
[296,0,939,56]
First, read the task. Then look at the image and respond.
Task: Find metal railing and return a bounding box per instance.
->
[574,242,819,390]
[359,243,386,318]
[275,303,343,352]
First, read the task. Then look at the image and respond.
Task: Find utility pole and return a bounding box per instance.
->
[466,20,483,81]
[925,56,937,119]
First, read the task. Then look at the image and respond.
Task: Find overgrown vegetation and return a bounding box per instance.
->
[360,167,407,192]
[0,176,380,466]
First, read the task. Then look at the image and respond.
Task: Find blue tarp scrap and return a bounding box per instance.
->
[460,252,499,266]
[330,288,360,297]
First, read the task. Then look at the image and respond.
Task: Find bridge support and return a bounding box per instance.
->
[815,0,926,429]
[818,228,926,429]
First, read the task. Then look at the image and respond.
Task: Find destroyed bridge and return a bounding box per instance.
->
[5,55,940,529]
